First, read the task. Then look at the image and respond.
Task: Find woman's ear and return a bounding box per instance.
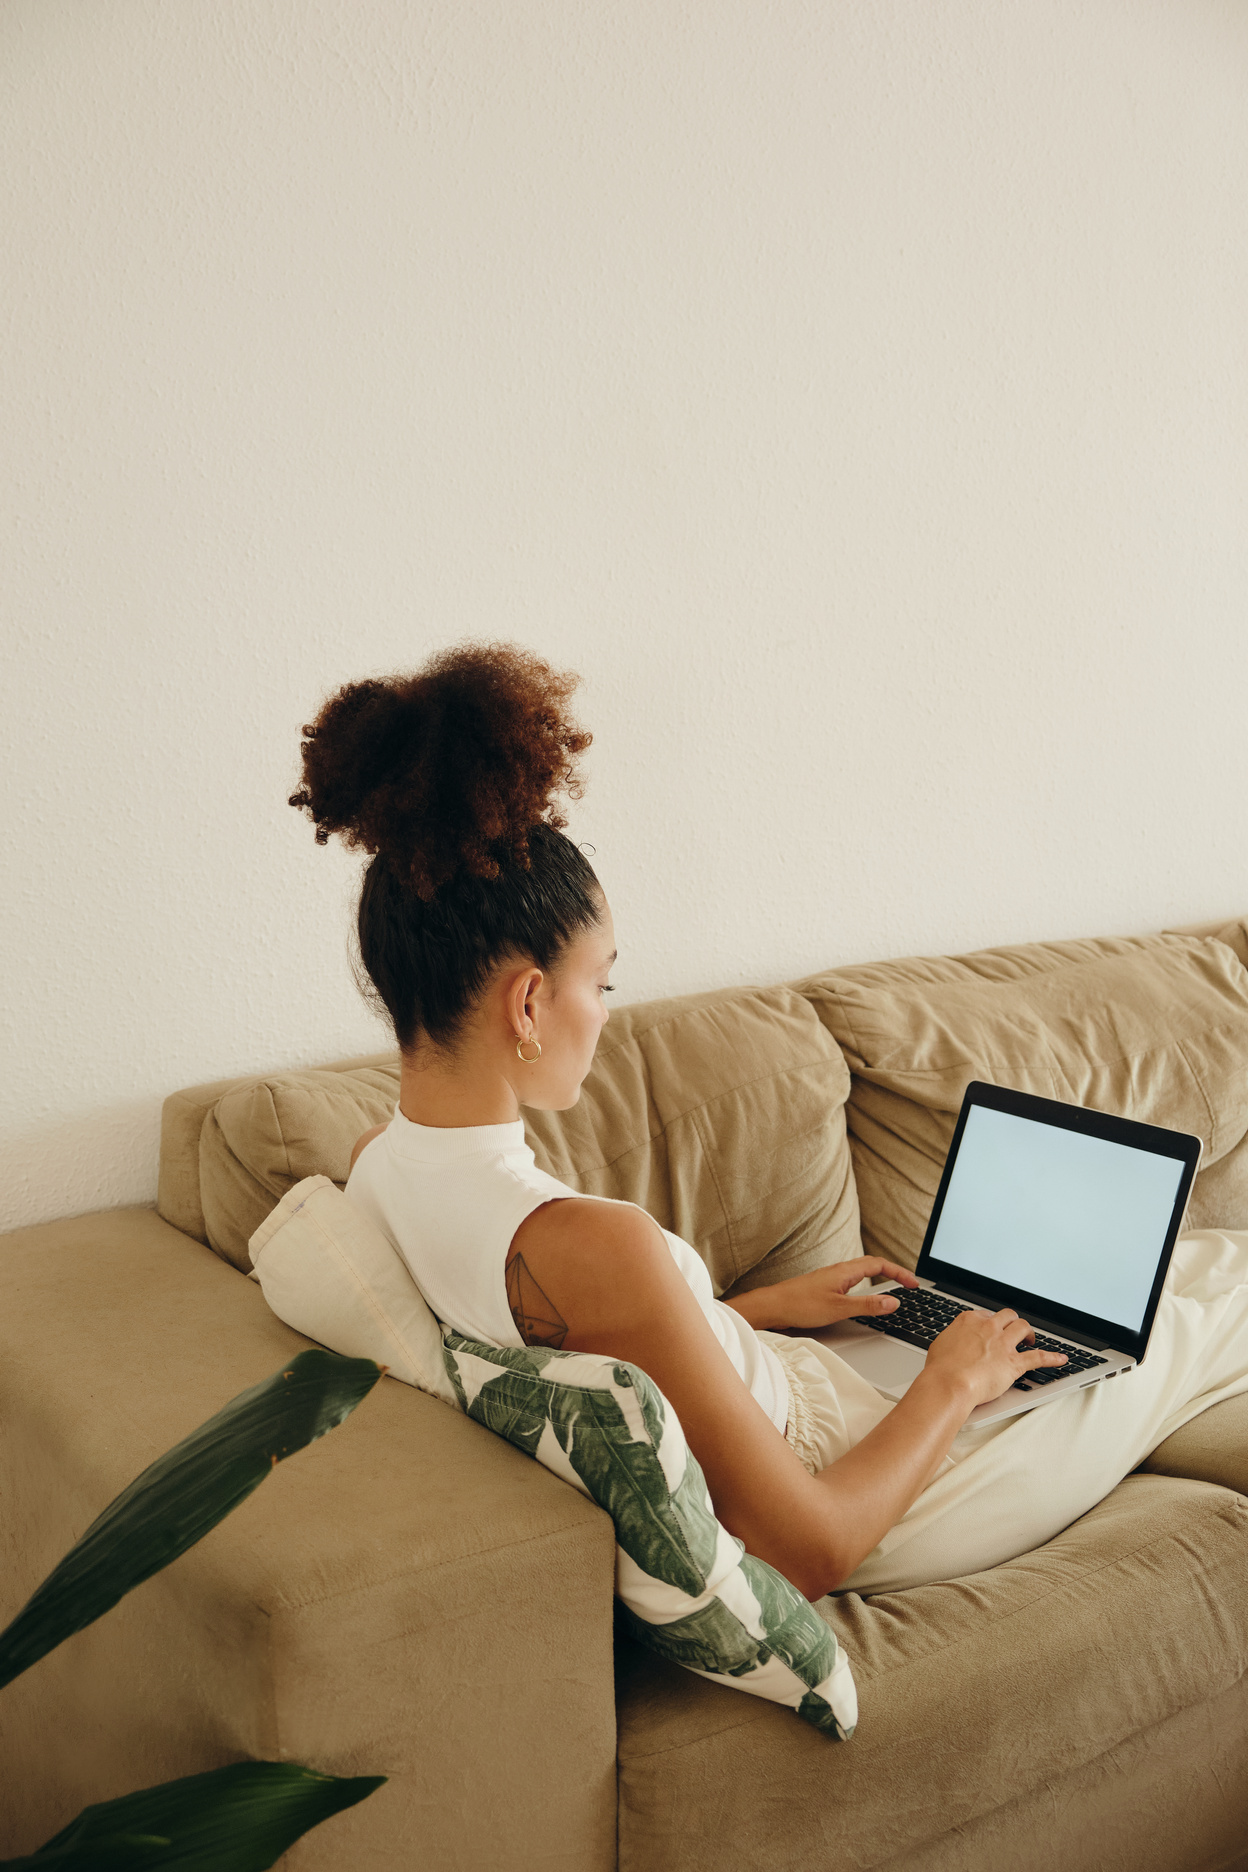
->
[503,964,546,1040]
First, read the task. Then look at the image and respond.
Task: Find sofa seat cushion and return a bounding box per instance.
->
[1142,1390,1248,1496]
[794,929,1248,1269]
[172,984,861,1290]
[616,1473,1248,1872]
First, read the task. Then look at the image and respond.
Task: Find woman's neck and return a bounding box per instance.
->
[397,1053,521,1129]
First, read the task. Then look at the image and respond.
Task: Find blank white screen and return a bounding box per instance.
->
[930,1105,1184,1333]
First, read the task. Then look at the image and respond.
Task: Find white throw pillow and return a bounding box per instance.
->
[248,1175,458,1406]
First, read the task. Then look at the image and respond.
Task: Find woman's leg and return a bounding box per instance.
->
[840,1230,1248,1595]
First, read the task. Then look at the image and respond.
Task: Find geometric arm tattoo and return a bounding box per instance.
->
[505,1252,569,1350]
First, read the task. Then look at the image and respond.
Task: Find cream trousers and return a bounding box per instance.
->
[763,1229,1248,1594]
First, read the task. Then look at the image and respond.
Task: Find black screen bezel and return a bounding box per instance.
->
[916,1081,1202,1360]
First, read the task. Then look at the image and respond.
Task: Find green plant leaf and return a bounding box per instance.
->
[0,1350,380,1691]
[0,1760,385,1869]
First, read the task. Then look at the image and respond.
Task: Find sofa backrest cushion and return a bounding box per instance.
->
[155,1049,399,1251]
[163,984,860,1290]
[794,924,1248,1270]
[521,986,858,1295]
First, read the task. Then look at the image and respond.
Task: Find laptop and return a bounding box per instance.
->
[817,1080,1202,1425]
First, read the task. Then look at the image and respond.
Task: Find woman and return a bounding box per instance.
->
[291,643,1248,1598]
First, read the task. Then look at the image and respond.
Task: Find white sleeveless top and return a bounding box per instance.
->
[345,1109,791,1435]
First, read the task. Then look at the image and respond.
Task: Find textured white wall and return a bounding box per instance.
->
[4,0,1248,1232]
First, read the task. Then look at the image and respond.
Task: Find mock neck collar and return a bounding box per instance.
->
[387,1109,528,1161]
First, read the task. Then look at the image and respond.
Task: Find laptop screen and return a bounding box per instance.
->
[917,1084,1201,1352]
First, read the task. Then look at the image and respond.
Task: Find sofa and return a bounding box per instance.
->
[4,917,1248,1871]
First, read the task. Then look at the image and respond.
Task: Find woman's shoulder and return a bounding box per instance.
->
[349,1122,389,1173]
[509,1197,676,1306]
[507,1196,688,1349]
[512,1193,662,1258]
[514,1196,709,1298]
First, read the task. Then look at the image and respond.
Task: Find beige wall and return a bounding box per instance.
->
[4,0,1248,1231]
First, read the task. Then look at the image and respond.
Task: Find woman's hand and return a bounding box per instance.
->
[922,1306,1067,1408]
[725,1258,921,1332]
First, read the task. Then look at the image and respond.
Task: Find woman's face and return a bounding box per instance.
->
[517,902,617,1112]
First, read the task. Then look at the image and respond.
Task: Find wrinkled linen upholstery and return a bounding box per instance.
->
[197,1059,403,1270]
[794,928,1248,1269]
[616,1475,1248,1872]
[0,1208,617,1870]
[163,984,860,1292]
[156,1048,399,1251]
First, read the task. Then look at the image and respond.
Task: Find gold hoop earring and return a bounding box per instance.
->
[516,1036,542,1064]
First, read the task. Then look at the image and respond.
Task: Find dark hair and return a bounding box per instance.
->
[289,643,602,1050]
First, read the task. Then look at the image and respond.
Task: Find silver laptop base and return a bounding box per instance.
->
[816,1280,1135,1426]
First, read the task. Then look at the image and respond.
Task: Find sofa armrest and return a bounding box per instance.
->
[0,1208,617,1870]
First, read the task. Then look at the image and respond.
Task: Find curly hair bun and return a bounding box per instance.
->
[289,643,591,899]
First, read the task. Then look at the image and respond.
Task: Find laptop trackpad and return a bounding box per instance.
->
[815,1320,926,1398]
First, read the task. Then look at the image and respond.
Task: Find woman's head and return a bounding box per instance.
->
[289,643,610,1105]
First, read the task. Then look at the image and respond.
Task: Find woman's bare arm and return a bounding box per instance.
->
[506,1200,1064,1599]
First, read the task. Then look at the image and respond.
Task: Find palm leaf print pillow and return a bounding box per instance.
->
[442,1330,857,1738]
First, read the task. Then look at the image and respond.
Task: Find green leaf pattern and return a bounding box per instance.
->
[442,1329,856,1739]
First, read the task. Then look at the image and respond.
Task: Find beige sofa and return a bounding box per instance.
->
[4,920,1248,1871]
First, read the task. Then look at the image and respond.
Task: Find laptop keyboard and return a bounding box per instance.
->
[860,1287,1109,1388]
